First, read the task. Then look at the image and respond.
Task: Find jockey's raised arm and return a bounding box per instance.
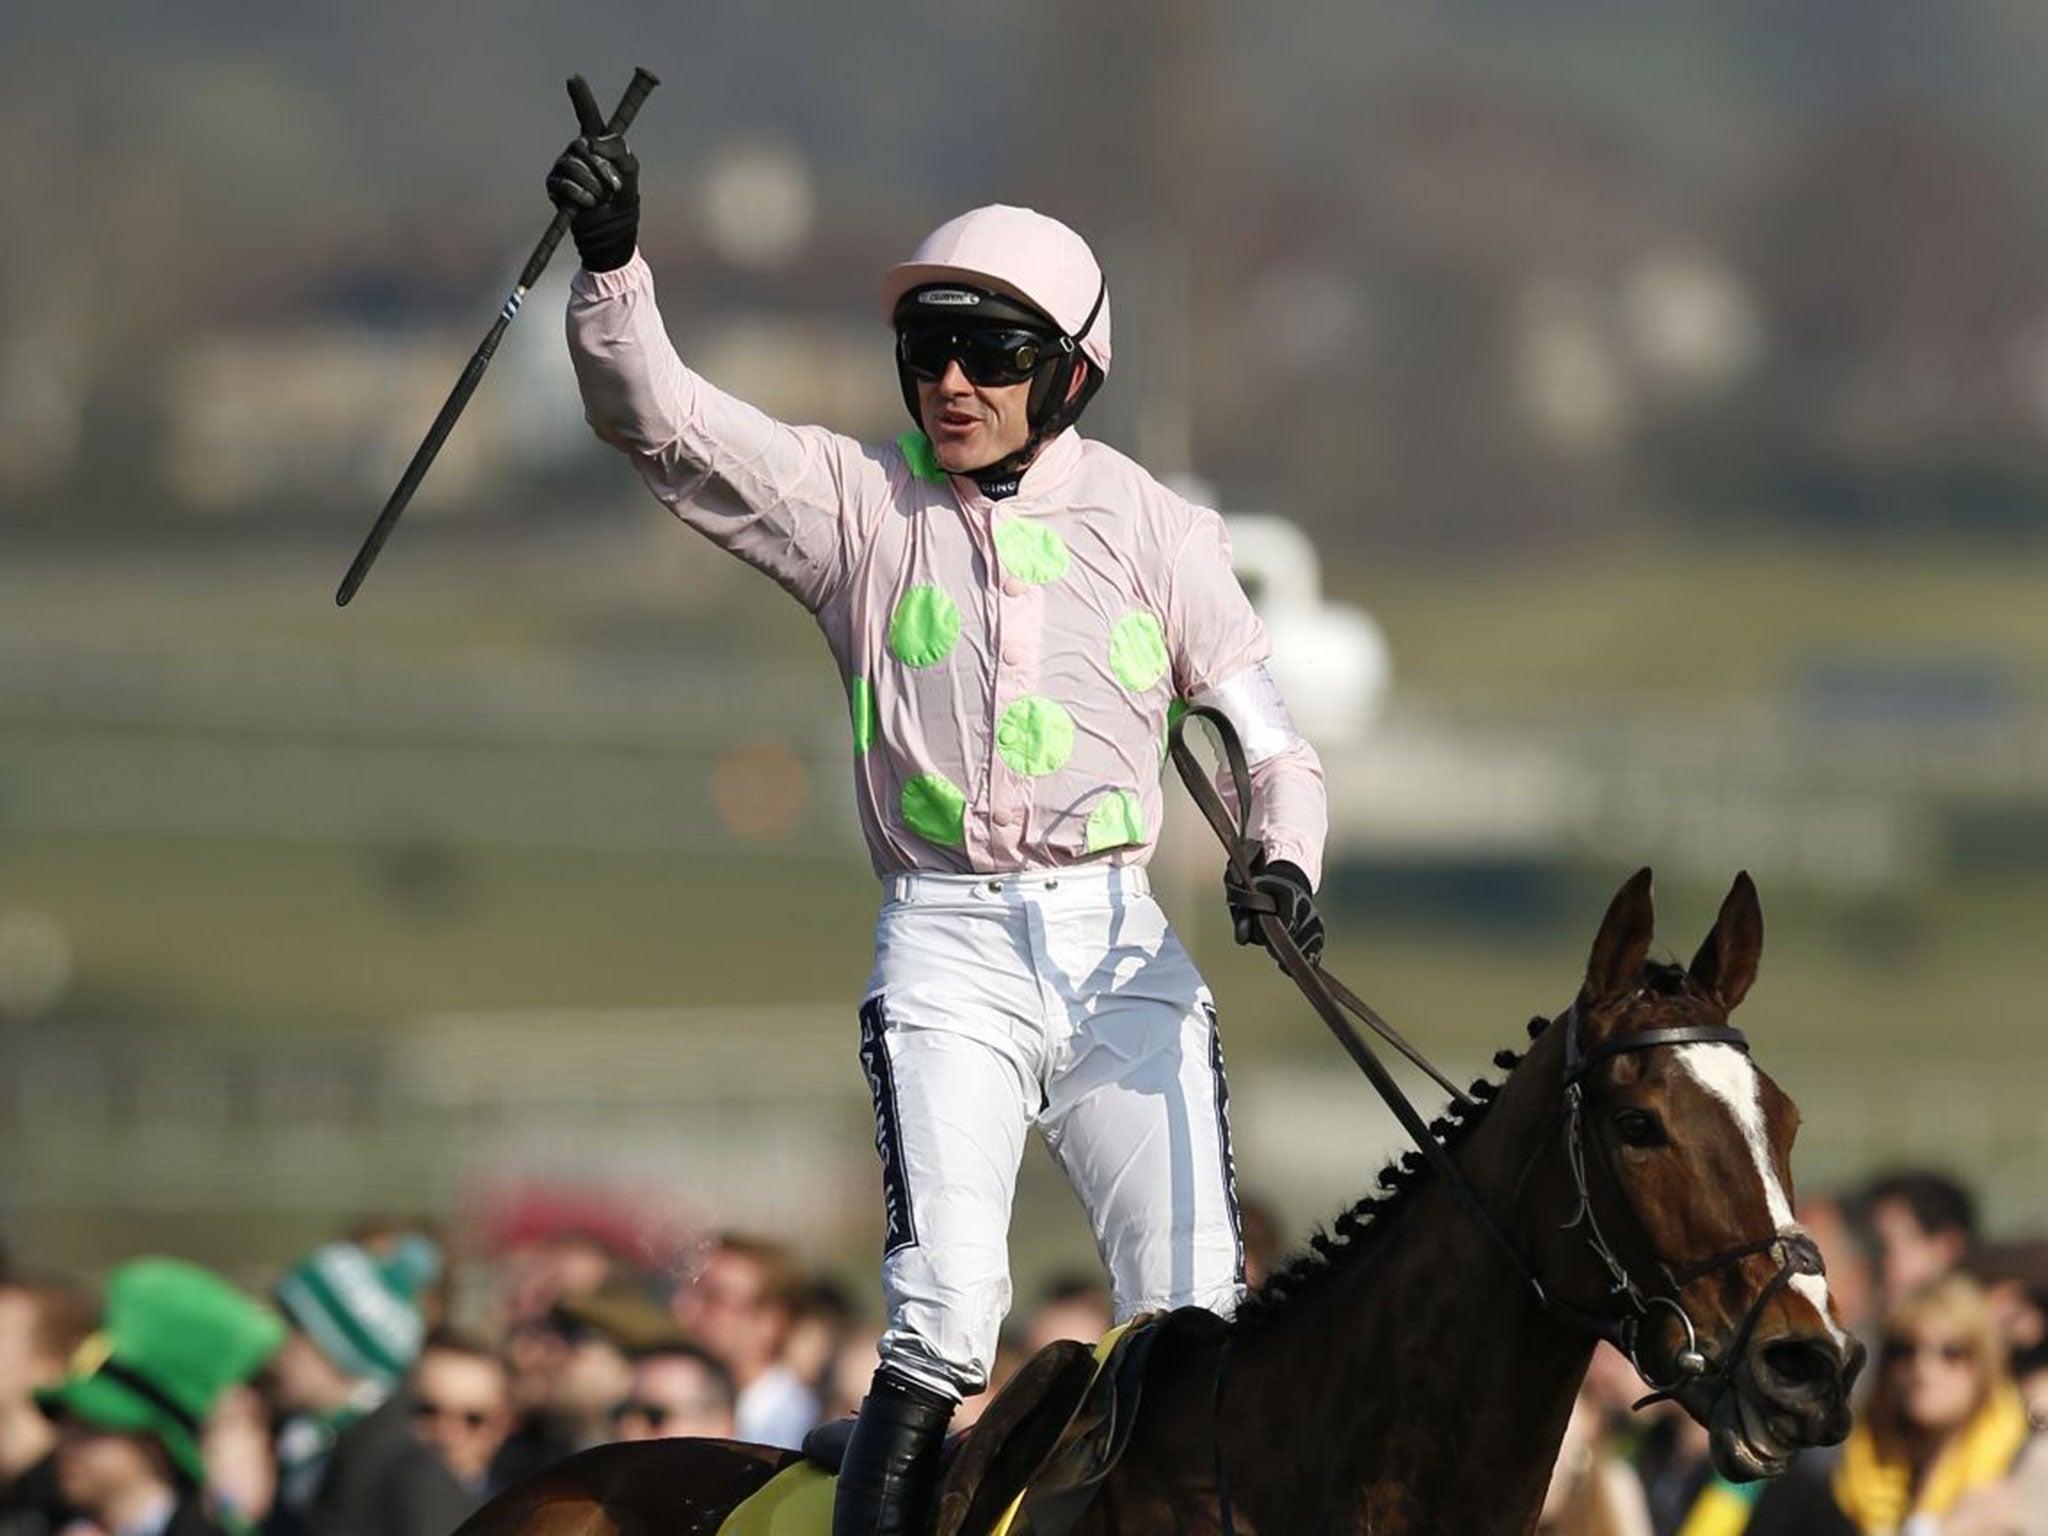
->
[567,254,894,614]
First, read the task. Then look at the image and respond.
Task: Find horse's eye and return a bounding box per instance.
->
[1612,1108,1668,1148]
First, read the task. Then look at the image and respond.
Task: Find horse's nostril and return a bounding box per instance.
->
[1757,1338,1842,1399]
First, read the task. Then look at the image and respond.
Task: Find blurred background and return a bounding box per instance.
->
[3,0,2047,1333]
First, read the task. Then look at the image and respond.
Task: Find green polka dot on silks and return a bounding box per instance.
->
[1085,789,1146,853]
[1162,696,1190,762]
[993,519,1070,585]
[888,586,961,669]
[900,772,967,847]
[848,677,878,755]
[1109,610,1169,691]
[996,696,1075,778]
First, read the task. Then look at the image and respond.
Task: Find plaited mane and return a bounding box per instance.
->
[1229,1013,1546,1329]
[1233,959,1698,1330]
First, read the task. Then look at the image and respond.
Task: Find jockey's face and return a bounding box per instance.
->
[917,359,1034,474]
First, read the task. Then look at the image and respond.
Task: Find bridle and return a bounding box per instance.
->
[1549,1005,1826,1406]
[1167,707,1840,1536]
[1167,706,1825,1403]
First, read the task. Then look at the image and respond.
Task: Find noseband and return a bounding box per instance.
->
[1546,1004,1826,1404]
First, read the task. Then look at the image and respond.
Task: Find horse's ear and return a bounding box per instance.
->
[1689,870,1763,1012]
[1586,867,1656,1006]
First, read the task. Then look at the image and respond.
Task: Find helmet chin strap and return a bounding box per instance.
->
[963,352,1105,497]
[964,430,1054,498]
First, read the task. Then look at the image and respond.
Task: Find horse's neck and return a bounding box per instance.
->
[1225,1055,1596,1534]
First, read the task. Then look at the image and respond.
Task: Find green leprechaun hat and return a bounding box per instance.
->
[36,1257,286,1487]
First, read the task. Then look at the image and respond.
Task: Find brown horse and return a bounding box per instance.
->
[457,868,1863,1536]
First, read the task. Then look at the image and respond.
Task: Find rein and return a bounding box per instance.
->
[1166,708,1532,1293]
[1166,708,1822,1406]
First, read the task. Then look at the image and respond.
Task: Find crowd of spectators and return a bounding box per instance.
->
[1,1170,2037,1536]
[1542,1169,2048,1536]
[0,1188,1297,1536]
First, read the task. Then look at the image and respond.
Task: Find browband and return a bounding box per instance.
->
[1565,1021,1750,1087]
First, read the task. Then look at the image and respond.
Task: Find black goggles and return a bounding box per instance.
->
[897,324,1064,387]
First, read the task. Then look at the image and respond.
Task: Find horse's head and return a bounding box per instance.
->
[1522,868,1864,1481]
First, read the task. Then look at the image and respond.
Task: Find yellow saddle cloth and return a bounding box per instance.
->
[711,1460,841,1536]
[716,1321,1151,1536]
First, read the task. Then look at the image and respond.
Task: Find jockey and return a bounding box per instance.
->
[550,123,1329,1536]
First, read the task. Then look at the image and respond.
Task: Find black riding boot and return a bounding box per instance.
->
[831,1367,954,1536]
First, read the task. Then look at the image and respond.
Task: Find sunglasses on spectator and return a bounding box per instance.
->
[612,1398,722,1428]
[547,1314,601,1346]
[1881,1336,1975,1367]
[897,325,1060,387]
[613,1399,673,1428]
[410,1399,492,1429]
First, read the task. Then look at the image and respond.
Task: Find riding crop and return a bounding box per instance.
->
[334,67,661,607]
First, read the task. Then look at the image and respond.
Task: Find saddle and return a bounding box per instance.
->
[714,1315,1171,1536]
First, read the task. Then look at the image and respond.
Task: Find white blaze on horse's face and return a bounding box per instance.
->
[1675,1044,1851,1351]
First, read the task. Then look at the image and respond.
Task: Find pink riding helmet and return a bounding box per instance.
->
[880,205,1113,379]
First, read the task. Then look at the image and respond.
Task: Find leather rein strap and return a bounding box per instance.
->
[1166,708,1805,1359]
[1167,707,1536,1299]
[1169,707,1815,1530]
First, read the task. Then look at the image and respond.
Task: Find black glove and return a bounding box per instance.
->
[546,131,640,272]
[1224,854,1325,967]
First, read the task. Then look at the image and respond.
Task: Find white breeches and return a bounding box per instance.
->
[858,864,1244,1400]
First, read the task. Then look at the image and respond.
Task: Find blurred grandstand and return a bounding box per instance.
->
[2,0,2047,1284]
